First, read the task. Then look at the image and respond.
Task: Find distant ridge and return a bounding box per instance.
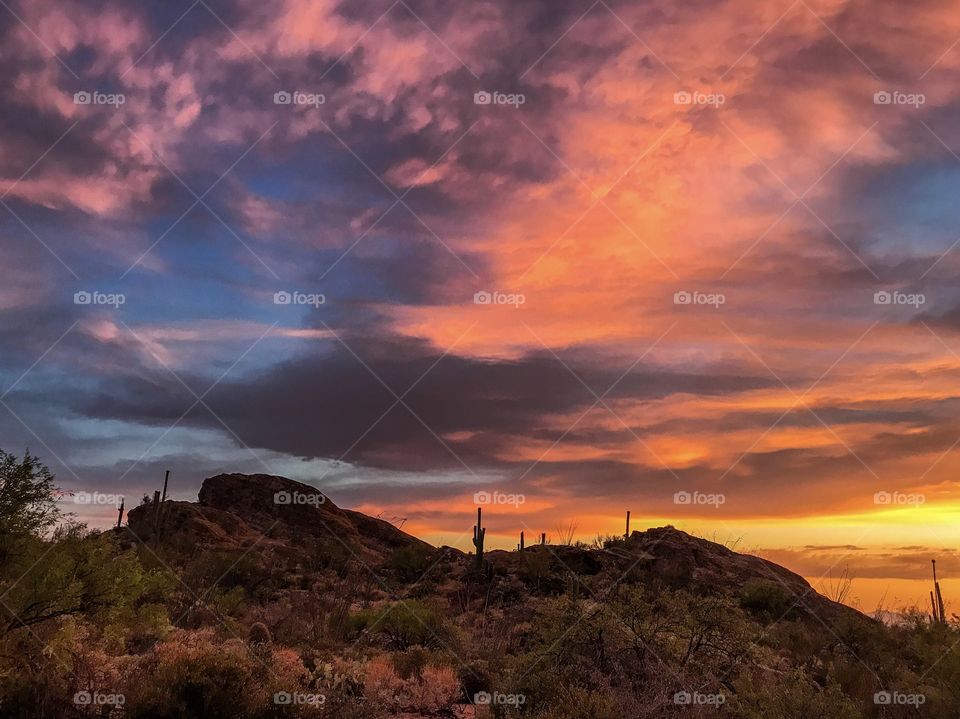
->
[128,472,868,625]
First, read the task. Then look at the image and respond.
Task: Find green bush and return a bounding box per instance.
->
[351,601,449,650]
[124,631,309,719]
[387,545,434,583]
[739,579,796,620]
[390,646,431,679]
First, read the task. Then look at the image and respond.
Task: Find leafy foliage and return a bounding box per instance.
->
[0,449,60,557]
[351,600,450,650]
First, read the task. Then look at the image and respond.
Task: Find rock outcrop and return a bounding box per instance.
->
[128,472,428,565]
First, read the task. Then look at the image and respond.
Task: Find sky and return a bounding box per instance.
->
[2,0,960,611]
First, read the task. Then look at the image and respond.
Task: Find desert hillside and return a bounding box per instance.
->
[2,465,955,719]
[128,473,866,629]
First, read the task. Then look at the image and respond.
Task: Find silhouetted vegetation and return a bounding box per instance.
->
[1,451,959,718]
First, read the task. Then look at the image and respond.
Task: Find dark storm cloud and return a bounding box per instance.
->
[72,330,778,471]
[916,302,960,331]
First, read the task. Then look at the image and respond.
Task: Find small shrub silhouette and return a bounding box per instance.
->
[739,579,796,619]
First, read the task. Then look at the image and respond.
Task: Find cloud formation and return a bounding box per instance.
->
[3,0,960,591]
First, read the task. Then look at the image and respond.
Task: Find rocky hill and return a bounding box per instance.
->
[27,470,926,719]
[128,472,430,566]
[128,473,865,626]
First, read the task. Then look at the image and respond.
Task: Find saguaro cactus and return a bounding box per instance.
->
[519,531,525,551]
[625,510,631,539]
[155,470,170,532]
[115,498,125,530]
[473,507,486,568]
[933,560,946,623]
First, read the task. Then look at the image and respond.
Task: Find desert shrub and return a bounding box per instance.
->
[362,654,459,715]
[388,545,434,583]
[0,621,76,718]
[123,629,308,719]
[312,656,365,696]
[500,588,756,715]
[667,592,753,674]
[0,449,60,559]
[529,685,620,719]
[738,579,796,620]
[1,524,172,642]
[0,616,140,719]
[124,632,261,718]
[406,664,459,714]
[326,596,353,643]
[390,646,430,679]
[519,551,555,592]
[350,601,449,650]
[179,550,278,607]
[500,598,616,710]
[731,670,860,719]
[828,611,897,666]
[101,601,172,653]
[304,540,353,576]
[362,655,406,710]
[598,534,626,549]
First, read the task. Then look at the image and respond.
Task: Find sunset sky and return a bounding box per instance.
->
[2,0,960,610]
